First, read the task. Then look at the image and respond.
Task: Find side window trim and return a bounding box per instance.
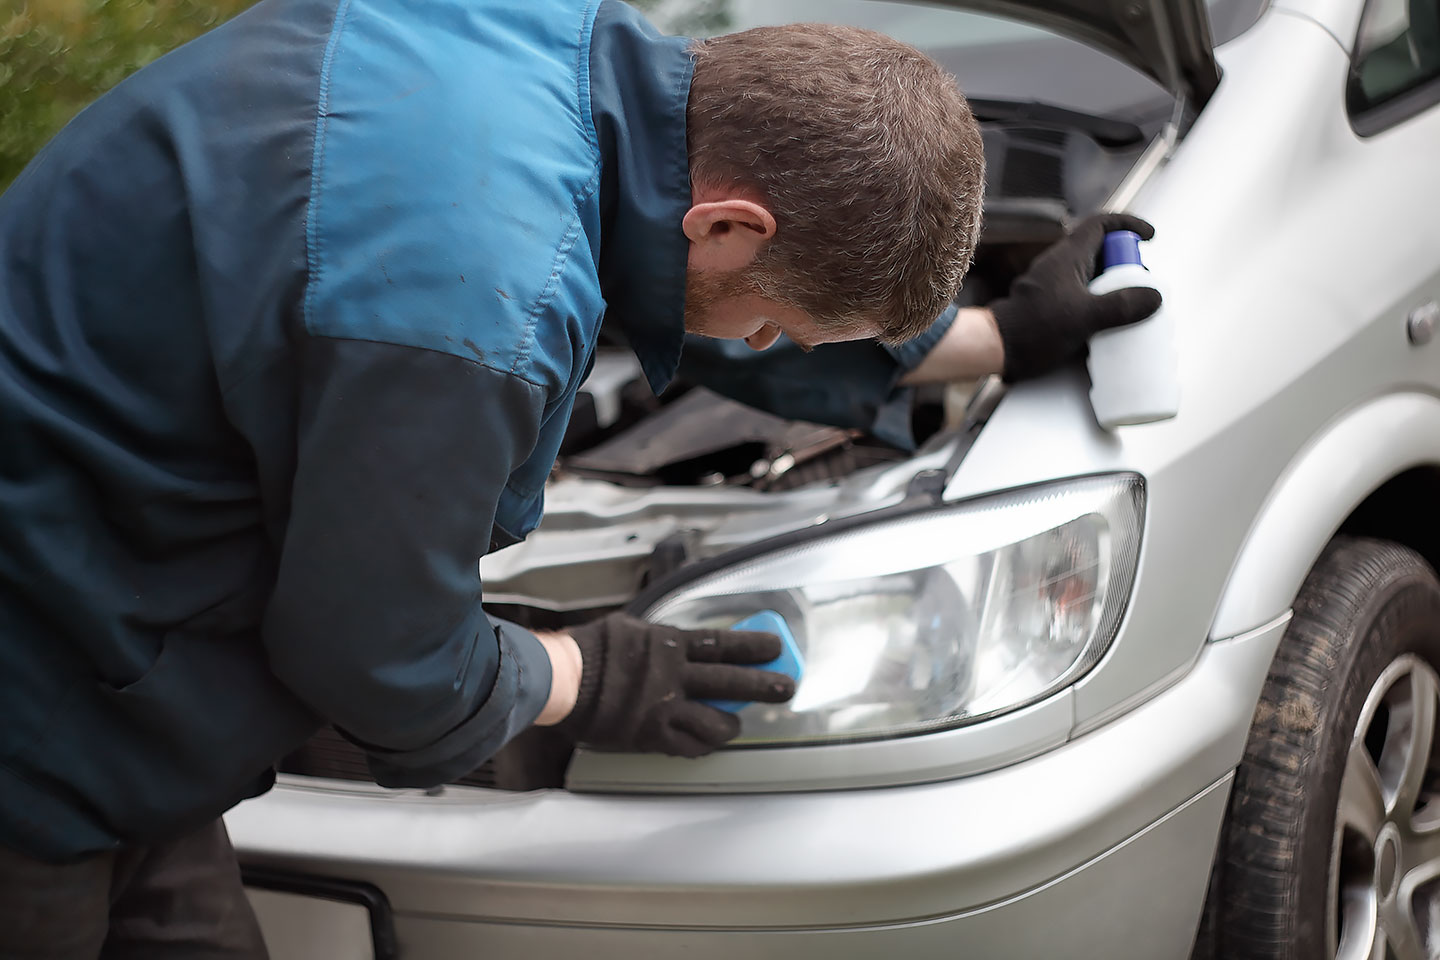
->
[1350,73,1440,134]
[1347,0,1440,135]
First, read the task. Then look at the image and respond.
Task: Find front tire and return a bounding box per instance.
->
[1209,536,1440,960]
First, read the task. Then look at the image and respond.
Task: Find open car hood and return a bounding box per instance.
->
[940,0,1221,105]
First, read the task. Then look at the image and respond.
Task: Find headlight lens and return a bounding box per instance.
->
[643,474,1144,744]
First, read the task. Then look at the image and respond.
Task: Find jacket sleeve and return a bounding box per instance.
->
[675,304,958,451]
[261,335,553,788]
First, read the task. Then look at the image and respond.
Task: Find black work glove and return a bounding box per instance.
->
[558,613,796,757]
[990,213,1164,382]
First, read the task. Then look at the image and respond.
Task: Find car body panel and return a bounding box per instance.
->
[337,779,1227,960]
[229,614,1286,930]
[1213,394,1440,637]
[1271,0,1365,49]
[947,8,1440,728]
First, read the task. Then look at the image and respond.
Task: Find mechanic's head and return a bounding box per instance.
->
[682,23,985,352]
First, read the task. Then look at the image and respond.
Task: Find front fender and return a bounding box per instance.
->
[1210,392,1440,639]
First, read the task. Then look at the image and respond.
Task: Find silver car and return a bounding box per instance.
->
[228,0,1440,957]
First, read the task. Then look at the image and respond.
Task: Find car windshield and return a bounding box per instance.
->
[634,0,1267,123]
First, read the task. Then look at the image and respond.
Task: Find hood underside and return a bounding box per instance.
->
[941,0,1221,105]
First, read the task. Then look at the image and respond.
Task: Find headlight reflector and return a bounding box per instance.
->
[643,475,1143,744]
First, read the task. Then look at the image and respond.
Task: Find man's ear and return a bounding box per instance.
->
[683,198,776,273]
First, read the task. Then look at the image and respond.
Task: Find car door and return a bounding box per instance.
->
[1345,0,1440,371]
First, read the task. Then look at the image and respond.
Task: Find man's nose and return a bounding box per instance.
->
[744,322,781,351]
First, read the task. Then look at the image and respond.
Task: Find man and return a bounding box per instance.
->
[0,0,1160,954]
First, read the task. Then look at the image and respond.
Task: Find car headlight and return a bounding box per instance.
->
[643,474,1144,745]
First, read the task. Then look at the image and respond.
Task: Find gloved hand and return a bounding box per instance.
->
[557,612,795,757]
[989,213,1163,382]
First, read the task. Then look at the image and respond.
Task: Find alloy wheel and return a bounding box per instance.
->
[1330,654,1440,960]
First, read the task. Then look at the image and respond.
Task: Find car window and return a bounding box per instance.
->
[1347,0,1440,118]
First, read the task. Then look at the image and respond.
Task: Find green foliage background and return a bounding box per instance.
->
[0,0,732,193]
[0,0,258,191]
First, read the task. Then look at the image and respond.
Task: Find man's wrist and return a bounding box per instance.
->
[899,307,1004,385]
[533,631,583,726]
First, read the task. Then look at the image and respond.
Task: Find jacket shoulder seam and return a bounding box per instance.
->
[577,0,601,151]
[507,0,603,382]
[306,333,549,393]
[509,161,601,381]
[302,0,354,340]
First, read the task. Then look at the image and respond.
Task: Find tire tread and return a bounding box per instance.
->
[1210,536,1440,958]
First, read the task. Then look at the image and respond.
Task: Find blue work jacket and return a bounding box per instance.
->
[0,0,950,860]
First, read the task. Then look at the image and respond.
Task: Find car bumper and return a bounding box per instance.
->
[228,613,1288,959]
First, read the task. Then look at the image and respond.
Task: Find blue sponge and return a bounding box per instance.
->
[701,609,805,713]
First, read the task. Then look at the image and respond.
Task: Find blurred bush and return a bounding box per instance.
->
[0,0,734,192]
[0,0,257,190]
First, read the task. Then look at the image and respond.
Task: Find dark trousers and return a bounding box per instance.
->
[0,819,268,959]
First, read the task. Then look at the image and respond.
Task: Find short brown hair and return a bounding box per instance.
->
[687,24,985,344]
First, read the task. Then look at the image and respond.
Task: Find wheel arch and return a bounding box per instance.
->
[1210,391,1440,639]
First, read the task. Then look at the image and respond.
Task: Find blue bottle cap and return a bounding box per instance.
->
[1102,230,1145,270]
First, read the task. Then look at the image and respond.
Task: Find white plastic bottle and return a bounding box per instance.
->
[1086,230,1179,428]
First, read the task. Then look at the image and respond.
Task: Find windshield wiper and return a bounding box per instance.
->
[967,98,1145,147]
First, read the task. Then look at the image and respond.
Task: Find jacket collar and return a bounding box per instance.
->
[589,0,694,395]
